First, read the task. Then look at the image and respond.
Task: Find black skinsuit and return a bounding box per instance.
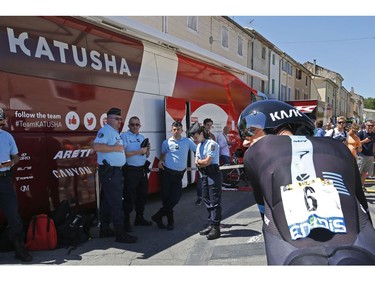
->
[243,135,375,265]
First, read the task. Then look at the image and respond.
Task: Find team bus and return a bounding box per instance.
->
[0,16,267,221]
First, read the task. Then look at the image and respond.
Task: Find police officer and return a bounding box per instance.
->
[93,108,137,243]
[191,125,223,240]
[238,100,375,265]
[152,121,197,230]
[0,108,32,262]
[121,116,152,232]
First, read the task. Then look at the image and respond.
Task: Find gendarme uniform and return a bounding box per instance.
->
[155,136,197,229]
[94,123,126,232]
[121,130,150,227]
[196,138,223,228]
[0,129,22,238]
[0,127,32,261]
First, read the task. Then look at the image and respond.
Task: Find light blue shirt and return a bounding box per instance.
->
[161,137,197,171]
[121,130,147,166]
[93,124,126,167]
[0,129,18,172]
[196,139,220,165]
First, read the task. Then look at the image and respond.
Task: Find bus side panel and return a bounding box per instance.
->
[46,133,97,211]
[12,134,49,221]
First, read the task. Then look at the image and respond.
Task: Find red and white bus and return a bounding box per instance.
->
[0,16,265,221]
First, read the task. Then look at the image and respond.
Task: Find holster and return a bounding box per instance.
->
[143,160,151,174]
[99,160,113,178]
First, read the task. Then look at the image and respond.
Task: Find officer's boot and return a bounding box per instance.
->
[115,228,138,243]
[199,224,213,235]
[151,209,166,229]
[134,213,152,226]
[206,225,221,240]
[124,213,133,232]
[166,211,174,231]
[14,239,33,262]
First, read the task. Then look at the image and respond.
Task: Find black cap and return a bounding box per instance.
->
[107,108,121,116]
[188,121,200,137]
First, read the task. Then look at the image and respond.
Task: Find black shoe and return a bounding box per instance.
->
[151,213,166,229]
[115,231,138,243]
[206,225,220,240]
[199,225,213,236]
[99,227,115,238]
[195,198,202,206]
[14,242,33,262]
[134,217,152,226]
[124,221,133,232]
[166,213,174,230]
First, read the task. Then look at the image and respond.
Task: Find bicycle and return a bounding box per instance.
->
[221,149,249,188]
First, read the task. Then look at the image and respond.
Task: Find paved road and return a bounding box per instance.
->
[1,185,266,266]
[2,182,375,271]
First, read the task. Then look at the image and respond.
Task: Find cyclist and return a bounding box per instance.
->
[238,100,375,265]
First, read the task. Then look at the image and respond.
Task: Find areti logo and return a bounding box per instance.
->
[53,149,92,160]
[6,27,132,76]
[269,109,302,121]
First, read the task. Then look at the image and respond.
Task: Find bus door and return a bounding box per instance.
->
[165,97,232,188]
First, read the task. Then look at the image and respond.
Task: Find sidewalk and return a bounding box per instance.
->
[0,185,266,266]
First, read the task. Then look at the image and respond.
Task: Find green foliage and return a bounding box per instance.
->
[364,98,375,110]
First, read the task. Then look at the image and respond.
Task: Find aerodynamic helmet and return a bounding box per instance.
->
[0,108,5,121]
[237,100,315,139]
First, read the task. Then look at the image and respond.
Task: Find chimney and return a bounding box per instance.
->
[313,59,317,75]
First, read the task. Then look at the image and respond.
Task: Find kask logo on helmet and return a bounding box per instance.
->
[269,109,303,122]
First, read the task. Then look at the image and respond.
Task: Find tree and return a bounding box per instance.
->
[364,98,375,110]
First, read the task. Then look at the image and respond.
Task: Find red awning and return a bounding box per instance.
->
[285,100,317,114]
[294,105,317,113]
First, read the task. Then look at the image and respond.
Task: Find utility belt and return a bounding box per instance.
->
[124,165,145,171]
[163,166,186,176]
[199,164,220,175]
[124,160,151,173]
[0,170,12,177]
[99,165,123,170]
[98,160,123,177]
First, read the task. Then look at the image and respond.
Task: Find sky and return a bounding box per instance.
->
[231,16,375,99]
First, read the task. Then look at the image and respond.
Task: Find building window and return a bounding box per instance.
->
[261,46,266,59]
[237,36,243,56]
[305,76,308,86]
[281,85,287,101]
[272,54,275,65]
[261,80,265,92]
[221,26,229,48]
[296,69,302,80]
[271,79,275,94]
[187,16,198,32]
[282,60,293,76]
[295,88,301,100]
